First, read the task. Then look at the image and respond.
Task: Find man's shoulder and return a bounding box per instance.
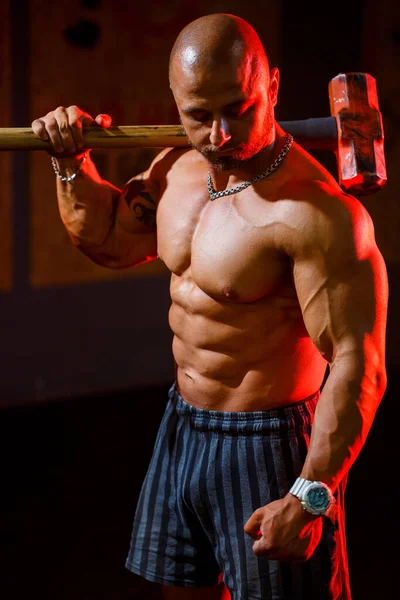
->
[281,176,369,222]
[152,146,200,171]
[277,177,374,258]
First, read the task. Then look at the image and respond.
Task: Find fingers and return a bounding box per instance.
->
[31,117,50,141]
[44,106,75,154]
[66,105,88,153]
[253,544,304,562]
[244,509,263,540]
[31,105,98,156]
[252,536,273,557]
[252,537,296,562]
[251,530,313,562]
[95,113,112,128]
[54,106,79,154]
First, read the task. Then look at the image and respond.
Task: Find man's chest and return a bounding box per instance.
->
[156,179,291,303]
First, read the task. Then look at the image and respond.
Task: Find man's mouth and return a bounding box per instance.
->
[212,148,236,155]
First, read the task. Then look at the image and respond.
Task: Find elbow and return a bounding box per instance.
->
[71,240,128,269]
[78,247,134,269]
[75,242,157,269]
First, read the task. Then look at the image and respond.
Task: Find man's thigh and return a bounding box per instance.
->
[162,582,230,599]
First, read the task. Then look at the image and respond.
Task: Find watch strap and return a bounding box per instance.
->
[289,477,312,498]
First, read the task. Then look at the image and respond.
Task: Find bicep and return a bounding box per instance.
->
[98,147,177,268]
[114,147,172,237]
[117,170,159,233]
[96,169,160,268]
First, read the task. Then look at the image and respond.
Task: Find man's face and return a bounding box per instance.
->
[171,58,279,171]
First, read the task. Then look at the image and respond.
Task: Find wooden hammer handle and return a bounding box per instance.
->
[0,118,337,151]
[0,125,188,150]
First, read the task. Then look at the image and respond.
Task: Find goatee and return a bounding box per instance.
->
[183,134,254,171]
[200,151,250,171]
[180,123,267,171]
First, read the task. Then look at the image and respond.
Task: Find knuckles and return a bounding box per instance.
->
[38,106,92,127]
[32,105,93,148]
[45,120,58,131]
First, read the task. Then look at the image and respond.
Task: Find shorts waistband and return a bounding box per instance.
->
[168,383,319,434]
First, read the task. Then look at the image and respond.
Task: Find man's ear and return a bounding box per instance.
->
[269,67,280,107]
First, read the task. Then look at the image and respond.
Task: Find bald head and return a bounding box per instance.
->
[169,14,270,92]
[169,14,279,169]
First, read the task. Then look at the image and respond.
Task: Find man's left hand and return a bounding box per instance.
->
[244,493,323,562]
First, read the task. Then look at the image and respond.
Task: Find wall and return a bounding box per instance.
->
[0,0,12,291]
[0,2,397,598]
[0,0,280,406]
[0,0,397,400]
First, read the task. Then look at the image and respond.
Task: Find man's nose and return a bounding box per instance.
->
[209,117,231,147]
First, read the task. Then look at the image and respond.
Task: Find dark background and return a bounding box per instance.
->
[0,0,398,598]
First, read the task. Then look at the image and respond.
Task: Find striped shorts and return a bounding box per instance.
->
[125,383,351,599]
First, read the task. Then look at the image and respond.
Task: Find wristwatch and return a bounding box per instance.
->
[289,477,336,516]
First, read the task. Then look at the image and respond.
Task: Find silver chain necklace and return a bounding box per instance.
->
[207,133,293,201]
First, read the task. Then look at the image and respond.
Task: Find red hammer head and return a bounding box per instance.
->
[328,72,387,195]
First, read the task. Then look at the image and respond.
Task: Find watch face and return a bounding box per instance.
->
[306,485,331,512]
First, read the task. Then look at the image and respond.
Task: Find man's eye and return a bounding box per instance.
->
[190,112,210,122]
[225,104,251,118]
[227,107,243,117]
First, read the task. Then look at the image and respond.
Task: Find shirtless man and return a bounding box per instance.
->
[32,13,388,600]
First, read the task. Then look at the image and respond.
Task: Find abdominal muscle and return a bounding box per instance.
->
[169,274,328,412]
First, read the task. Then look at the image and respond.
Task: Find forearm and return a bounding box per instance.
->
[55,153,121,248]
[300,352,386,491]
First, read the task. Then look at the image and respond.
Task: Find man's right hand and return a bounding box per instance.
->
[31,106,111,157]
